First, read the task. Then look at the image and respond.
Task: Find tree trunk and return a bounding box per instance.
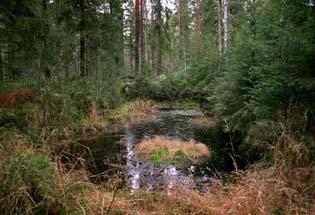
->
[41,0,51,78]
[157,0,162,75]
[178,1,183,51]
[195,0,201,62]
[223,0,229,51]
[150,0,155,72]
[64,57,70,78]
[0,47,3,82]
[129,14,134,73]
[135,0,141,79]
[217,0,222,55]
[109,0,124,74]
[80,0,86,77]
[140,0,146,63]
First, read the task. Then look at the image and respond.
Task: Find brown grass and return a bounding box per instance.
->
[135,136,211,164]
[163,169,315,215]
[107,99,160,126]
[1,99,314,214]
[1,135,314,215]
[82,168,315,215]
[191,115,219,127]
[0,89,33,108]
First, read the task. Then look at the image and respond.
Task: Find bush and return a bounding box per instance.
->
[0,104,36,132]
[125,62,215,103]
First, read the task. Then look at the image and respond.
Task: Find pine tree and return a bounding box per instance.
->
[135,0,141,78]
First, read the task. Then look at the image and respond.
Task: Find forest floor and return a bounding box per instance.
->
[0,87,314,215]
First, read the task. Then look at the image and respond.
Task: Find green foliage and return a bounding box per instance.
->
[0,152,56,214]
[207,0,315,162]
[0,147,88,215]
[0,78,125,146]
[0,104,36,132]
[150,147,188,165]
[126,62,216,103]
[150,147,169,164]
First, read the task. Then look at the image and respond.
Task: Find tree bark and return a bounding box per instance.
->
[178,1,183,51]
[223,0,229,51]
[217,0,223,55]
[135,0,141,78]
[195,0,201,62]
[129,12,134,73]
[0,47,3,82]
[140,0,146,63]
[150,0,155,72]
[157,0,162,75]
[64,57,70,78]
[41,0,51,78]
[109,0,124,73]
[80,0,87,77]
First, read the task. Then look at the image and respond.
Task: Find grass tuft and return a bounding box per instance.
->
[135,136,211,165]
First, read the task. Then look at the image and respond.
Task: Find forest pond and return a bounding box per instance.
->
[86,109,233,192]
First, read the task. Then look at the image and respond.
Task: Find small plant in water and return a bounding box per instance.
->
[135,136,211,165]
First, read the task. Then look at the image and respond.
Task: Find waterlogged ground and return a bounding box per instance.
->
[87,109,231,191]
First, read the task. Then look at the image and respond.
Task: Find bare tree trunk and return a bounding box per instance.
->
[178,1,183,51]
[195,0,201,62]
[8,49,17,81]
[80,32,86,77]
[157,0,162,75]
[129,17,134,73]
[150,0,155,71]
[80,0,86,77]
[41,0,51,78]
[64,58,69,78]
[0,47,3,82]
[135,0,141,78]
[140,0,146,63]
[217,0,222,54]
[223,0,229,51]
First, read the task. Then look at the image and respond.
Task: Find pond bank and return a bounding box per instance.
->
[1,99,314,214]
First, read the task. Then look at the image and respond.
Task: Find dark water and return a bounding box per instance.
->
[86,110,233,191]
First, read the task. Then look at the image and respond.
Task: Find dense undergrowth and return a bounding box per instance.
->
[1,75,314,214]
[0,79,159,214]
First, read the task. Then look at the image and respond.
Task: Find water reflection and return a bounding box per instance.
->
[124,110,212,192]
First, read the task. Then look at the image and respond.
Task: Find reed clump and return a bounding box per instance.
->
[135,136,211,164]
[191,115,219,127]
[109,99,158,123]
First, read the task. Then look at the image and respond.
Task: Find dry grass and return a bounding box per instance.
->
[81,101,109,136]
[1,101,314,215]
[82,168,315,215]
[109,99,158,124]
[191,115,219,127]
[273,131,315,201]
[163,169,315,215]
[135,136,211,164]
[1,137,314,215]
